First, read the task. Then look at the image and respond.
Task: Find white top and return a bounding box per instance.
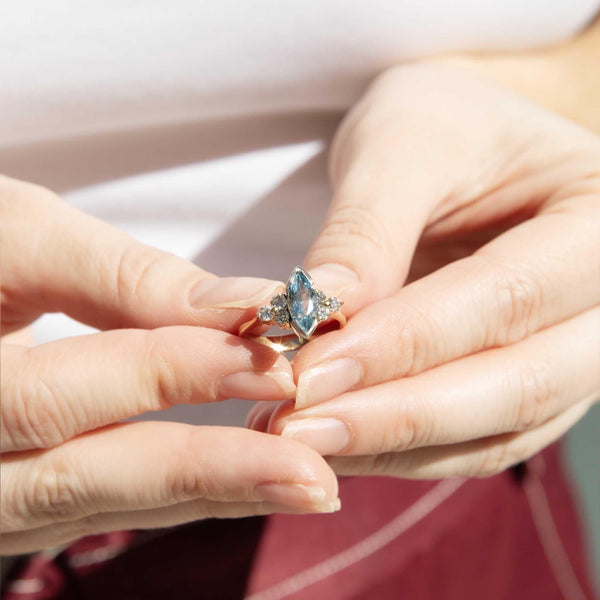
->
[1,1,597,424]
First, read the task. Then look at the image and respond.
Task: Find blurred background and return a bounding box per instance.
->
[565,403,600,587]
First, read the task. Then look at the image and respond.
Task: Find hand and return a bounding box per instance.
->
[0,176,339,555]
[249,62,600,478]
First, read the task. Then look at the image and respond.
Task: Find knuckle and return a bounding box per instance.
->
[164,429,215,503]
[8,352,71,449]
[61,515,98,540]
[370,452,404,477]
[491,262,544,345]
[0,477,21,533]
[22,458,83,521]
[112,243,172,316]
[387,312,418,377]
[144,330,193,409]
[387,303,438,377]
[384,393,432,453]
[474,443,517,478]
[512,361,556,431]
[167,465,204,503]
[307,204,397,272]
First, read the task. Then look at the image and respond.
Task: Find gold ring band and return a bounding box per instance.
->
[239,311,347,352]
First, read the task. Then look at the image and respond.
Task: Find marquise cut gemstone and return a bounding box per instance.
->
[286,267,320,339]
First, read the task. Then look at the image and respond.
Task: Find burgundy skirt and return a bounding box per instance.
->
[3,443,597,600]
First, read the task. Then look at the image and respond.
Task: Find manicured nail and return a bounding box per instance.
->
[308,264,359,297]
[219,370,296,401]
[254,483,340,513]
[296,358,361,409]
[189,277,282,310]
[282,418,350,455]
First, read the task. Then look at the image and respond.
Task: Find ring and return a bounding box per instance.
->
[239,266,346,352]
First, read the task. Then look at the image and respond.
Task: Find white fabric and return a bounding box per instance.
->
[1,1,597,425]
[1,1,598,146]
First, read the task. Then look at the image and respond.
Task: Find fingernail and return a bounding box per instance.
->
[219,370,296,401]
[282,418,350,455]
[190,277,282,310]
[254,482,340,513]
[296,358,361,409]
[308,264,359,296]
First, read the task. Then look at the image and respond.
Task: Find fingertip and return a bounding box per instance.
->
[218,370,295,401]
[291,326,358,392]
[185,277,286,334]
[246,401,279,431]
[308,263,359,298]
[247,426,340,507]
[295,357,362,409]
[254,482,340,514]
[267,399,296,434]
[216,333,296,400]
[189,277,284,311]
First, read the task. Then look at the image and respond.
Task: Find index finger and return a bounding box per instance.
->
[1,326,295,452]
[293,199,600,408]
[1,421,339,537]
[0,175,282,334]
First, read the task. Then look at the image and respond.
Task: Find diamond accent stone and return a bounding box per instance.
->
[258,306,272,322]
[316,306,329,322]
[271,294,288,310]
[326,297,342,313]
[286,266,320,339]
[269,293,290,326]
[273,311,290,325]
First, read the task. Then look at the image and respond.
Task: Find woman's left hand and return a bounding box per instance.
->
[248,62,600,479]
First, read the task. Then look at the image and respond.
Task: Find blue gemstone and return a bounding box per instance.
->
[286,267,319,339]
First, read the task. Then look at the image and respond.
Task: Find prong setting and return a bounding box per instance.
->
[257,266,344,341]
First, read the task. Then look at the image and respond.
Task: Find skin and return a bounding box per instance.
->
[251,19,600,479]
[0,178,339,555]
[3,18,599,554]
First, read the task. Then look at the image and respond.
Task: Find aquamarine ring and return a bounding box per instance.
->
[239,266,346,352]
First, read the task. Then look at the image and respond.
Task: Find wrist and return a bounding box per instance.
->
[426,18,600,134]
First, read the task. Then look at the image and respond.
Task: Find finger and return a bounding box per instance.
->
[245,401,283,432]
[302,64,540,314]
[301,74,466,314]
[1,496,332,555]
[326,397,593,479]
[271,308,599,456]
[1,326,296,452]
[294,203,600,409]
[302,63,600,318]
[0,175,282,333]
[1,421,340,534]
[2,326,35,346]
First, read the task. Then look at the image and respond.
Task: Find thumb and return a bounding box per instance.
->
[303,66,477,315]
[304,136,438,316]
[304,192,424,316]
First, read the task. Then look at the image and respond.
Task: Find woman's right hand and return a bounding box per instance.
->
[0,176,339,555]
